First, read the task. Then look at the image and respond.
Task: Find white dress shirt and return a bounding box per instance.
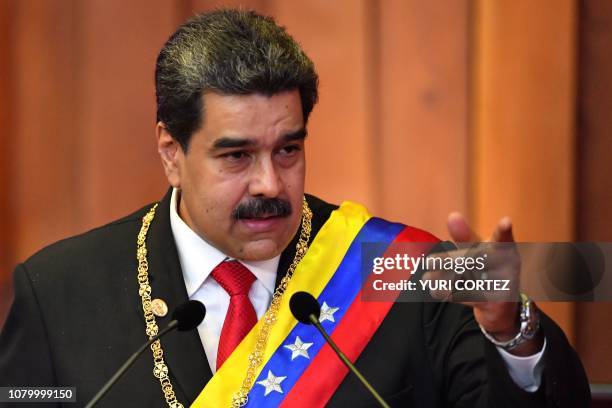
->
[169,189,279,372]
[168,188,545,389]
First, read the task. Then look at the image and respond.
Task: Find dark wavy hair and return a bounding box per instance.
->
[155,9,319,150]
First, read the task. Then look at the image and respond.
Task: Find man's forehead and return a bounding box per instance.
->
[195,90,305,147]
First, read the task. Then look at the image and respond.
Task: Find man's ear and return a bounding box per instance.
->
[156,122,183,188]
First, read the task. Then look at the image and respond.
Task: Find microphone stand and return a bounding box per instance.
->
[84,320,178,408]
[308,314,391,408]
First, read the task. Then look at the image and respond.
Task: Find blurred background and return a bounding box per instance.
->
[0,0,610,391]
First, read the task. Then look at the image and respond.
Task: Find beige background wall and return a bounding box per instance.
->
[1,0,610,383]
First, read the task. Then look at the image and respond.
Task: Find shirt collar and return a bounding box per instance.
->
[169,188,279,297]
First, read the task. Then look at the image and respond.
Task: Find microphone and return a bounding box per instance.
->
[85,300,206,408]
[289,292,391,408]
[173,300,207,331]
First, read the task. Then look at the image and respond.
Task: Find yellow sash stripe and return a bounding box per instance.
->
[191,201,370,407]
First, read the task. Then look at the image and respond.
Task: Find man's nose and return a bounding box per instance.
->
[248,157,281,197]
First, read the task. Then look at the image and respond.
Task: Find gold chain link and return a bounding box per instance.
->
[136,198,312,408]
[137,203,184,408]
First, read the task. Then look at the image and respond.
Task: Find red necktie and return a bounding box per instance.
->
[212,260,257,370]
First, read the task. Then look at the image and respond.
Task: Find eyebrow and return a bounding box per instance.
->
[212,128,307,149]
[281,128,308,143]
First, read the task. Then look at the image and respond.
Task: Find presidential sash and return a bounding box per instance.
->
[191,201,437,407]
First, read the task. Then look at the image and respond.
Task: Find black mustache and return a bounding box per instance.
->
[232,198,292,220]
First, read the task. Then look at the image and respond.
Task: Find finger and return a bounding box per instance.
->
[490,216,514,243]
[447,212,481,243]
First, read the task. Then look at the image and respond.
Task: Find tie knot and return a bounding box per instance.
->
[211,260,256,297]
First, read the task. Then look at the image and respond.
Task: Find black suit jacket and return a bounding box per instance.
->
[0,190,591,407]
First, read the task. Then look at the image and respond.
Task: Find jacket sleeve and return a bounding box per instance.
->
[0,264,59,408]
[424,301,591,407]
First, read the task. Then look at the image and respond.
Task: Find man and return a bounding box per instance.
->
[0,9,590,408]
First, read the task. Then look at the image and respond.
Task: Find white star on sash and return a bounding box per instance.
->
[256,370,287,396]
[319,301,339,323]
[284,336,314,360]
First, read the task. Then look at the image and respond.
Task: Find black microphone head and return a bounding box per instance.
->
[171,300,206,331]
[289,291,321,324]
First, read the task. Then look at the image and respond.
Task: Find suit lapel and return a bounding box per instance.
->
[140,189,213,403]
[275,226,298,289]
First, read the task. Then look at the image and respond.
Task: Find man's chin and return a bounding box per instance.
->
[232,239,285,261]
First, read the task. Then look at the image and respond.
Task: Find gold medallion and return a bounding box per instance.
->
[151,298,168,317]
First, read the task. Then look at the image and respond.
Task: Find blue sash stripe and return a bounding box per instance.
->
[245,217,405,406]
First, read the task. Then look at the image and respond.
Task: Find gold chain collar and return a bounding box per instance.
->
[136,198,312,408]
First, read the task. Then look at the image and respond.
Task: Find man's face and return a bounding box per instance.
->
[158,90,306,261]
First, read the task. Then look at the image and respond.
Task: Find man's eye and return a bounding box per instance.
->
[279,144,301,155]
[223,151,247,161]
